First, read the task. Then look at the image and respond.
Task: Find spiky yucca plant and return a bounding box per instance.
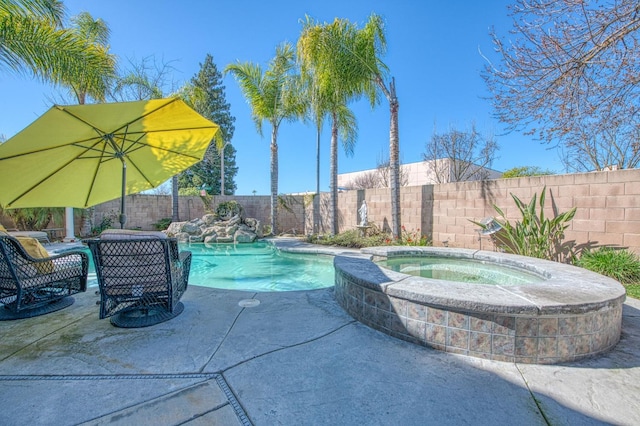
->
[472,187,576,261]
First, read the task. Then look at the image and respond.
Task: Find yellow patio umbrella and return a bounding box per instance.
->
[0,98,220,228]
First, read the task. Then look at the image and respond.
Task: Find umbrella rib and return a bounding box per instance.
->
[109,97,180,135]
[0,137,104,160]
[83,140,113,208]
[5,149,93,207]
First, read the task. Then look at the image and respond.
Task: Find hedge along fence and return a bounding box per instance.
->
[16,169,638,254]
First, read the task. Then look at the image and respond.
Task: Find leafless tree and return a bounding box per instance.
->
[376,157,409,188]
[345,170,381,190]
[483,0,640,171]
[344,156,409,190]
[423,123,499,183]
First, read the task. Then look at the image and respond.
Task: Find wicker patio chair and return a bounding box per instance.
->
[0,234,88,320]
[87,230,191,328]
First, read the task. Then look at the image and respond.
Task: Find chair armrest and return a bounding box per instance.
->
[173,250,191,290]
[179,251,191,264]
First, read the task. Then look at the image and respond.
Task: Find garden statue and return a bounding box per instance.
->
[358,200,368,226]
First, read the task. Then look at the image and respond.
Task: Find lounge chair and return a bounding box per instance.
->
[87,229,191,328]
[0,224,50,244]
[0,234,88,319]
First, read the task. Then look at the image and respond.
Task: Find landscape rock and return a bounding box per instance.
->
[164,207,261,243]
[235,229,257,243]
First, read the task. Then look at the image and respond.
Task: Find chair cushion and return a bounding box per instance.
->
[100,229,168,240]
[0,224,6,232]
[15,237,54,274]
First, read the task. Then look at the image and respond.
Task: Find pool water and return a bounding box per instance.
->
[377,256,544,285]
[187,242,334,291]
[86,241,335,292]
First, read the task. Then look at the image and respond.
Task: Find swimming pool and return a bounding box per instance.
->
[85,241,335,292]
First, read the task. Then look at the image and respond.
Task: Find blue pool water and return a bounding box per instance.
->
[85,241,335,292]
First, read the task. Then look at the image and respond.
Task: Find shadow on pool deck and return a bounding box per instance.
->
[1,283,639,425]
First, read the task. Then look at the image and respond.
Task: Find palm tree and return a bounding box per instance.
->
[299,15,401,238]
[297,62,329,234]
[0,0,114,89]
[65,11,114,104]
[1,3,115,238]
[298,17,369,235]
[357,15,401,240]
[111,57,184,222]
[64,12,115,236]
[225,43,304,234]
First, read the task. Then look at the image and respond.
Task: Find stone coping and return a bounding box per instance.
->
[269,241,627,315]
[354,246,627,315]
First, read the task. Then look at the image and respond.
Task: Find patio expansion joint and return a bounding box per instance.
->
[514,363,553,426]
[219,320,358,374]
[199,292,260,374]
[0,373,218,381]
[0,372,253,426]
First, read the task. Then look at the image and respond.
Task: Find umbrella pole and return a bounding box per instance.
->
[63,207,77,242]
[119,161,127,229]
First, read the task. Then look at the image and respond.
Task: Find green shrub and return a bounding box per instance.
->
[178,187,201,196]
[502,166,554,178]
[152,217,172,231]
[306,225,429,249]
[626,284,640,299]
[216,200,242,219]
[400,226,430,246]
[576,247,640,285]
[90,215,114,236]
[3,207,64,231]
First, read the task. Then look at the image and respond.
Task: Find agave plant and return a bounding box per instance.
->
[473,186,576,261]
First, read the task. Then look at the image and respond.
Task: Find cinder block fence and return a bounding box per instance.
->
[4,169,635,254]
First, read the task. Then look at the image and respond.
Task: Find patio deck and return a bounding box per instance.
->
[1,243,639,425]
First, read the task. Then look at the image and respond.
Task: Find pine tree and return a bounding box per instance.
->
[180,54,237,194]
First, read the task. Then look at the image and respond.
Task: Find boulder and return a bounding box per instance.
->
[203,234,218,244]
[201,226,218,238]
[165,205,260,244]
[235,229,257,243]
[225,224,238,236]
[183,220,202,235]
[172,232,191,243]
[189,234,204,243]
[165,221,186,236]
[202,214,217,226]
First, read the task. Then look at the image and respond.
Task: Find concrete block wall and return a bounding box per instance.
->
[91,193,307,235]
[61,169,639,254]
[336,169,639,254]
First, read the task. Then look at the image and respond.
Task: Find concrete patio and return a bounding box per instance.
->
[1,280,639,425]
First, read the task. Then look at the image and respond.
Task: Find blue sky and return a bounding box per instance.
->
[0,0,565,195]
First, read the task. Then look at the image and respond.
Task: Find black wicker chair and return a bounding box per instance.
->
[87,230,191,328]
[0,234,88,320]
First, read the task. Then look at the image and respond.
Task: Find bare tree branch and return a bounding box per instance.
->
[484,0,640,171]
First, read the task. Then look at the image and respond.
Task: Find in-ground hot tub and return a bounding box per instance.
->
[334,247,626,364]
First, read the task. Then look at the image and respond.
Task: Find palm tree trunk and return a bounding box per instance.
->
[388,78,401,239]
[314,125,321,234]
[330,113,338,235]
[270,125,279,235]
[172,175,179,222]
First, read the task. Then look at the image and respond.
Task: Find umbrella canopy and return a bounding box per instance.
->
[0,98,220,226]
